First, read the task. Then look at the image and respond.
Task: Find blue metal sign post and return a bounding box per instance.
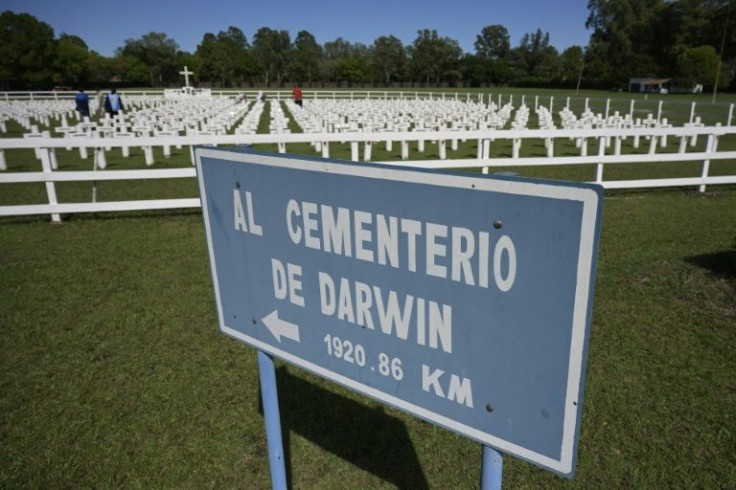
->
[256,350,288,490]
[195,148,603,482]
[481,445,504,489]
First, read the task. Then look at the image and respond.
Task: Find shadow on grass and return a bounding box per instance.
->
[274,366,430,489]
[685,249,736,279]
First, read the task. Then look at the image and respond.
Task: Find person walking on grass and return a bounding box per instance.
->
[104,88,124,116]
[75,88,90,120]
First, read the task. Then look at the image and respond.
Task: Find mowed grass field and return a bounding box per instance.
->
[1,90,735,488]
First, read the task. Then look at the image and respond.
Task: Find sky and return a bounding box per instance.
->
[2,0,591,56]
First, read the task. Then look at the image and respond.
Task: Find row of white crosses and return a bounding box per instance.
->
[0,94,258,170]
[509,105,531,158]
[0,93,718,172]
[280,95,711,163]
[283,99,331,156]
[0,99,93,133]
[269,99,291,153]
[534,105,558,157]
[555,104,706,156]
[2,95,255,170]
[233,100,264,135]
[0,100,89,170]
[283,97,517,161]
[70,96,254,168]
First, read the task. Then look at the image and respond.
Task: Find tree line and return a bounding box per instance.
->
[1,1,734,91]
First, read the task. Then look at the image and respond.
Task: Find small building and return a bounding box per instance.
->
[628,78,672,94]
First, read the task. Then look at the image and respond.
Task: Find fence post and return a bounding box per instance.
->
[657,100,663,122]
[690,102,696,123]
[363,140,372,161]
[596,136,606,183]
[39,148,61,223]
[728,104,734,126]
[700,132,718,193]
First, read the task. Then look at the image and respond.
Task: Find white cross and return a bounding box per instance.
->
[179,66,194,87]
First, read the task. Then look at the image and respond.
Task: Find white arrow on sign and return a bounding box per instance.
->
[262,310,301,343]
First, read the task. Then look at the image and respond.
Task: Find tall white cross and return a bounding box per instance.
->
[179,66,194,87]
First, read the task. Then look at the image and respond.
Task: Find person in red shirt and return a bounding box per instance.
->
[292,86,303,107]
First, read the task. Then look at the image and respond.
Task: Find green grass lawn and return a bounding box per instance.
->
[1,91,735,488]
[1,190,734,488]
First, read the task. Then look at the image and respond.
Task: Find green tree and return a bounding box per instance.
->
[323,37,353,85]
[559,45,585,84]
[322,38,372,85]
[86,51,115,85]
[708,0,736,93]
[667,0,734,59]
[291,30,322,84]
[511,29,560,81]
[120,32,180,86]
[409,29,441,84]
[677,45,726,88]
[438,38,463,86]
[585,0,662,86]
[474,25,511,60]
[487,59,514,85]
[0,11,56,88]
[213,26,254,86]
[114,54,149,84]
[370,35,407,86]
[195,33,218,84]
[408,29,462,85]
[196,28,253,87]
[54,34,90,86]
[460,54,486,87]
[252,27,291,86]
[347,43,371,85]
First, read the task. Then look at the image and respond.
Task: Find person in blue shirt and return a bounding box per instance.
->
[104,88,124,116]
[75,88,90,119]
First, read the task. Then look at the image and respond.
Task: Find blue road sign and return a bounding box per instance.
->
[195,147,603,477]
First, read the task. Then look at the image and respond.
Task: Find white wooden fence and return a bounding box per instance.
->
[1,125,735,223]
